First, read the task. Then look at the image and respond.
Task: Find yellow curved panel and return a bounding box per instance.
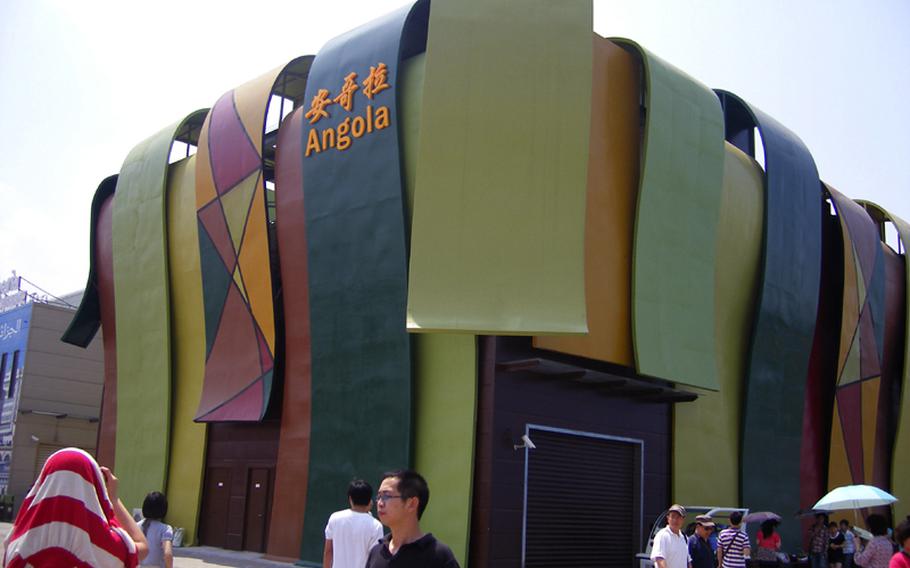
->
[165,155,207,545]
[238,180,275,351]
[862,377,880,482]
[828,404,851,489]
[837,235,859,374]
[673,143,763,505]
[233,67,283,156]
[194,120,218,209]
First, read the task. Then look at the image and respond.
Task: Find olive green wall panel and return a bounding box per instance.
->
[414,334,477,567]
[401,53,425,225]
[403,53,478,565]
[406,0,591,335]
[614,39,725,391]
[111,109,207,509]
[165,154,208,546]
[673,143,763,505]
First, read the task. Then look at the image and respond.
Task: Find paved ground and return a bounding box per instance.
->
[0,522,300,568]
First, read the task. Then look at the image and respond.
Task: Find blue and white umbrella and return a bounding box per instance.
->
[813,484,898,511]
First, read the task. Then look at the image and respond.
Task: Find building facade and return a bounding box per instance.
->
[61,0,908,566]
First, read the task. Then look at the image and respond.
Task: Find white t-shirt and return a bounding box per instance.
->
[324,509,384,568]
[139,519,173,567]
[651,525,691,568]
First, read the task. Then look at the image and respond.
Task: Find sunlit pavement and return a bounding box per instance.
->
[0,522,298,568]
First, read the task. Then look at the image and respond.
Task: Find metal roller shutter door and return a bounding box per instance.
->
[524,426,643,567]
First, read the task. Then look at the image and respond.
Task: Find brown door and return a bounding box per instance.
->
[243,468,271,552]
[200,467,231,548]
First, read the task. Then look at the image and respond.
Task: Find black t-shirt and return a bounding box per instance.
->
[365,533,460,568]
[829,531,845,561]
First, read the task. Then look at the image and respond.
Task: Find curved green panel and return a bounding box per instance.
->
[413,334,477,567]
[111,109,208,509]
[406,0,591,335]
[614,39,725,391]
[61,175,117,347]
[298,4,428,561]
[165,154,208,546]
[673,143,763,504]
[716,91,823,550]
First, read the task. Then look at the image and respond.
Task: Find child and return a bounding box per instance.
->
[139,492,174,568]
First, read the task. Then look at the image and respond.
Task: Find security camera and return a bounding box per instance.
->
[514,434,536,450]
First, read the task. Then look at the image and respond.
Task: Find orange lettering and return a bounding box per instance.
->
[375,106,390,130]
[322,127,336,149]
[333,72,359,112]
[305,128,320,157]
[337,118,352,150]
[305,89,334,124]
[362,63,390,99]
[352,116,366,138]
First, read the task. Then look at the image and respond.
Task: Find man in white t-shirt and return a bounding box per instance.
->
[651,504,692,568]
[323,479,385,568]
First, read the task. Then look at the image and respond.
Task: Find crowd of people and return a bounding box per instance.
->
[0,447,459,568]
[3,449,909,568]
[652,504,910,568]
[808,512,910,568]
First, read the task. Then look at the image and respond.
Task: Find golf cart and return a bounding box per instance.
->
[636,506,750,568]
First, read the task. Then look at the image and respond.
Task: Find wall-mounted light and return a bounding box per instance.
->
[514,434,536,451]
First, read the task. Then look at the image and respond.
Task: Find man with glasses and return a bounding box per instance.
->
[651,504,693,568]
[689,515,716,568]
[323,479,384,568]
[365,469,459,567]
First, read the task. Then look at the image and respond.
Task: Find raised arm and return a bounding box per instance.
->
[101,466,149,562]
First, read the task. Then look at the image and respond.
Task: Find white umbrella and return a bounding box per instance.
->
[813,484,898,511]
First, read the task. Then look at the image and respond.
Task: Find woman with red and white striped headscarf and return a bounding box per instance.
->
[3,447,148,567]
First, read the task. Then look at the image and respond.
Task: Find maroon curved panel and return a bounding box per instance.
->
[875,244,906,492]
[267,104,312,559]
[96,192,118,469]
[799,208,842,549]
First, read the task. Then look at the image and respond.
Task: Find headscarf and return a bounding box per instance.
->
[3,447,138,568]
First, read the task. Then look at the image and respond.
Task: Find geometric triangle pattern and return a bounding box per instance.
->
[222,170,260,253]
[194,71,283,422]
[827,187,888,490]
[197,219,234,359]
[838,331,862,387]
[233,266,249,303]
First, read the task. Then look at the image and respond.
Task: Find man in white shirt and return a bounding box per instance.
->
[323,479,385,568]
[651,504,692,568]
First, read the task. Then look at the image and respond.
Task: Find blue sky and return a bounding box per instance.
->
[0,0,907,296]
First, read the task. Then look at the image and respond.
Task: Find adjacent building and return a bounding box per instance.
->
[0,300,103,515]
